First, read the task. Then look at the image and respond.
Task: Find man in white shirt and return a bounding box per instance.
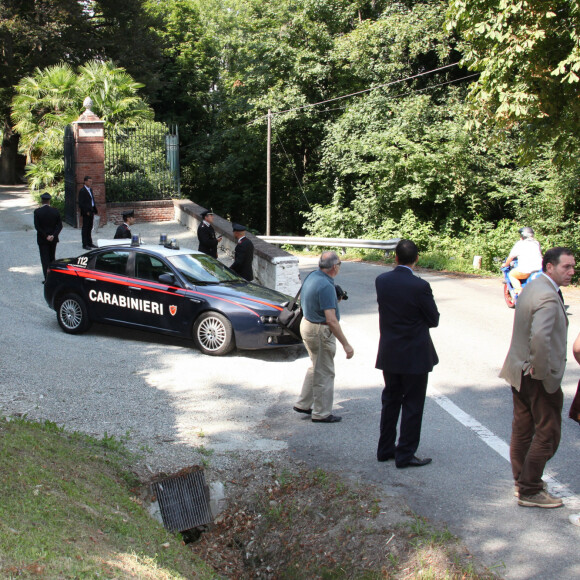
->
[78,175,98,249]
[503,227,542,295]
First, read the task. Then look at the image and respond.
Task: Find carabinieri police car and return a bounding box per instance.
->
[43,242,300,356]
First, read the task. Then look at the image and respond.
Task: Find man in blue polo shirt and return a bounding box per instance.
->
[293,251,354,423]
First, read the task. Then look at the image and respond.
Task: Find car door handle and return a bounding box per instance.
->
[128,286,142,291]
[85,278,97,282]
[189,298,202,303]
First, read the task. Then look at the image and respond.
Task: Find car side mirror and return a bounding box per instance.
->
[158,273,176,285]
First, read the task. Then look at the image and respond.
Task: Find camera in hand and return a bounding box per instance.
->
[335,285,348,301]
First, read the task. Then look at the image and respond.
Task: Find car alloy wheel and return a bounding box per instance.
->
[193,311,234,356]
[57,293,91,334]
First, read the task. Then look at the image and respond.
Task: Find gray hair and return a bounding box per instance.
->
[319,251,340,270]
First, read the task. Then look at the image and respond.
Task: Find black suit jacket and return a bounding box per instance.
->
[33,205,63,245]
[375,266,439,374]
[78,186,98,215]
[197,222,219,258]
[231,236,254,281]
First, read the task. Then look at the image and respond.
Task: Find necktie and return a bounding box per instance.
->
[558,289,564,303]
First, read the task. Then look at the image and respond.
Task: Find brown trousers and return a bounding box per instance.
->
[510,373,563,496]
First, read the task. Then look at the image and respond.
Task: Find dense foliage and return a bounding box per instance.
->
[3,0,580,260]
[447,0,580,163]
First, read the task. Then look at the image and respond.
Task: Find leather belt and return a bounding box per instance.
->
[306,319,328,325]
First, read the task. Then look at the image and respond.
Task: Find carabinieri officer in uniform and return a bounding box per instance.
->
[114,210,135,239]
[197,209,222,258]
[34,192,63,282]
[231,223,254,281]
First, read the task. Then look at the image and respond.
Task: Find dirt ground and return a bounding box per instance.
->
[182,452,499,579]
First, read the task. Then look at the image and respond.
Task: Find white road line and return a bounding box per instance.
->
[429,387,580,510]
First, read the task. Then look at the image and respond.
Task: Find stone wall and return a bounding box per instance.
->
[173,200,301,295]
[107,200,175,226]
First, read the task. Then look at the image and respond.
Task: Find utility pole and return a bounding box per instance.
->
[266,109,271,236]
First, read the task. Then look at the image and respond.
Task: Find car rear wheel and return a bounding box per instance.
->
[193,311,235,356]
[57,293,91,334]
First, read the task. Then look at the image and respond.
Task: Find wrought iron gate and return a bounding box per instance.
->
[63,125,77,226]
[105,123,180,202]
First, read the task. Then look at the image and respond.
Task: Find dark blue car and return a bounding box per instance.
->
[44,243,300,355]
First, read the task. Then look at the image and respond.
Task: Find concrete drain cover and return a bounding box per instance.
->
[151,466,212,532]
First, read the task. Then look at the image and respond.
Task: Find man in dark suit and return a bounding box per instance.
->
[231,223,254,281]
[375,239,439,468]
[500,247,574,509]
[197,209,222,258]
[114,210,135,239]
[33,192,63,281]
[78,175,98,249]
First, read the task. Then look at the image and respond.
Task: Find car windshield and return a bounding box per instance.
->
[167,253,243,284]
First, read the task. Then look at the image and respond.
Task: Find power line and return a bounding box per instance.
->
[275,134,312,210]
[384,72,479,102]
[292,72,479,118]
[268,69,478,209]
[248,61,463,125]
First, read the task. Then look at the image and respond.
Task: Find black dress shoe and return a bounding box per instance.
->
[377,454,395,462]
[293,406,312,415]
[312,414,342,423]
[89,244,98,248]
[83,245,91,250]
[396,456,432,468]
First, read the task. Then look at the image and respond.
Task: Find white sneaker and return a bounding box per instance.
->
[569,513,580,527]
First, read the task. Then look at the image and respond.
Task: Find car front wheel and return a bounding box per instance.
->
[57,293,91,334]
[193,311,235,356]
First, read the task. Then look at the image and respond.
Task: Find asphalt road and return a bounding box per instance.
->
[1,185,579,579]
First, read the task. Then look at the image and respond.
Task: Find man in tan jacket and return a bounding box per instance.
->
[500,247,575,508]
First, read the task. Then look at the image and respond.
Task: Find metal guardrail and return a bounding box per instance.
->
[258,235,400,252]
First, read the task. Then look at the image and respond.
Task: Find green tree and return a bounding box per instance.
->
[143,0,218,131]
[185,0,392,232]
[0,0,160,184]
[446,0,580,162]
[0,0,91,183]
[11,60,153,195]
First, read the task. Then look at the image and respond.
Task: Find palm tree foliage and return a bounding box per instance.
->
[11,60,153,195]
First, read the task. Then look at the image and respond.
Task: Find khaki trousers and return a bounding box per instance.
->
[296,319,337,420]
[508,268,530,292]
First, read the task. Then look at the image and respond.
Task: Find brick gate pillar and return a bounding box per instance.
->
[72,98,107,226]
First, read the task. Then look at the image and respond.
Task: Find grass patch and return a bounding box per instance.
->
[417,252,498,276]
[283,245,500,275]
[0,416,215,579]
[0,417,499,579]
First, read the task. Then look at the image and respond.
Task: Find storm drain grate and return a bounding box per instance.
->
[151,466,213,532]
